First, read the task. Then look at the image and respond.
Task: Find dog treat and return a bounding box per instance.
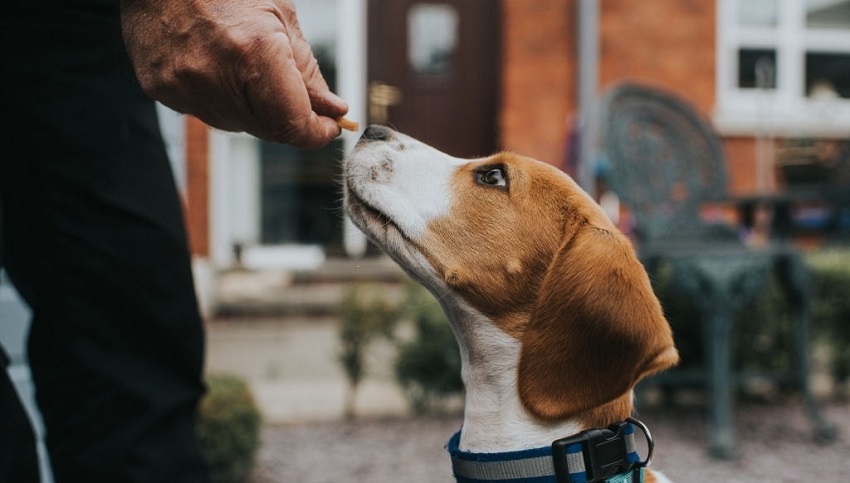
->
[337,117,359,132]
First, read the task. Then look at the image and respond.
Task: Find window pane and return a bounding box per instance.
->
[806,52,850,98]
[806,0,850,29]
[408,3,458,76]
[260,140,344,246]
[739,0,779,26]
[738,49,777,89]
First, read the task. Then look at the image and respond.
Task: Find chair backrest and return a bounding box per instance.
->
[600,82,729,243]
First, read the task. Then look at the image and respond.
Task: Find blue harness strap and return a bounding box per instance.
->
[447,431,556,482]
[447,422,646,483]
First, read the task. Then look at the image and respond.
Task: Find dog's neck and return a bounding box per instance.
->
[441,300,582,453]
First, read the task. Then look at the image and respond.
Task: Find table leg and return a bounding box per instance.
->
[793,303,837,442]
[705,302,736,459]
[778,252,837,442]
[671,254,771,459]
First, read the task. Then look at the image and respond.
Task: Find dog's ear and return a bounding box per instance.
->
[518,222,679,421]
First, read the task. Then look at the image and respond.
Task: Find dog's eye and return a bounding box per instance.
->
[478,167,507,187]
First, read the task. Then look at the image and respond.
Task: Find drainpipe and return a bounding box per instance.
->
[577,0,599,196]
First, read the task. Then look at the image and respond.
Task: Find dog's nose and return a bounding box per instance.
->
[360,125,392,143]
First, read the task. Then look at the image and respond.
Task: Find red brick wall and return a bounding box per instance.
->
[500,0,758,193]
[597,0,759,194]
[724,137,760,195]
[500,0,576,166]
[185,116,209,257]
[598,0,716,113]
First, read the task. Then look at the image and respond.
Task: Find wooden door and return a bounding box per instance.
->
[367,0,501,158]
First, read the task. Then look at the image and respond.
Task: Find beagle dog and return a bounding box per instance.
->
[343,126,679,483]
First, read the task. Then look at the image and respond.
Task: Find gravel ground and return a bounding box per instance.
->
[248,400,849,482]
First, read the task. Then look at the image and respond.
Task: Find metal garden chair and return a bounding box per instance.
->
[599,81,836,458]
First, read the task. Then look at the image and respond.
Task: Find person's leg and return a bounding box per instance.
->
[2,4,210,482]
[1,195,41,483]
[0,351,40,483]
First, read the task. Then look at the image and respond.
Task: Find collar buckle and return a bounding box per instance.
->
[551,418,651,482]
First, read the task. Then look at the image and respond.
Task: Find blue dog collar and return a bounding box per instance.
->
[447,418,652,483]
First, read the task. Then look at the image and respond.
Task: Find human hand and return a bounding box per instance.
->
[120,0,349,149]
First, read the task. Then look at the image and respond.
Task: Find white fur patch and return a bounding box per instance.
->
[345,132,464,241]
[449,300,581,452]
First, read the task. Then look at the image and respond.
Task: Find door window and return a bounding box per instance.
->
[408,4,459,77]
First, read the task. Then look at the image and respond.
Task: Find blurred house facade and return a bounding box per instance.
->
[166,0,849,310]
[2,2,845,469]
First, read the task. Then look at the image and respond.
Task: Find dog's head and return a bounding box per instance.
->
[344,126,678,422]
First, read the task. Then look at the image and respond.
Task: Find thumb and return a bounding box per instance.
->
[291,111,344,149]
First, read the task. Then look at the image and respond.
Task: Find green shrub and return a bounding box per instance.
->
[337,284,401,419]
[650,248,850,390]
[198,373,262,483]
[394,281,464,414]
[807,249,850,382]
[650,263,704,370]
[646,261,793,374]
[735,275,795,374]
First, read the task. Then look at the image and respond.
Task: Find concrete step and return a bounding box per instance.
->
[205,317,424,423]
[213,256,410,318]
[291,256,409,284]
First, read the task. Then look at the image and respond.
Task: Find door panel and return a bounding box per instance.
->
[368,0,501,158]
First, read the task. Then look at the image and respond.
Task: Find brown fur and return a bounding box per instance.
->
[420,152,679,428]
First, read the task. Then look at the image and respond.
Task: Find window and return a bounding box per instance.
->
[408,4,459,77]
[716,0,850,137]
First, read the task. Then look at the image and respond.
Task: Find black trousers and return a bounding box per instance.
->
[2,2,210,481]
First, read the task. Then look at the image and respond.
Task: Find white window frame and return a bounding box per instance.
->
[715,0,850,138]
